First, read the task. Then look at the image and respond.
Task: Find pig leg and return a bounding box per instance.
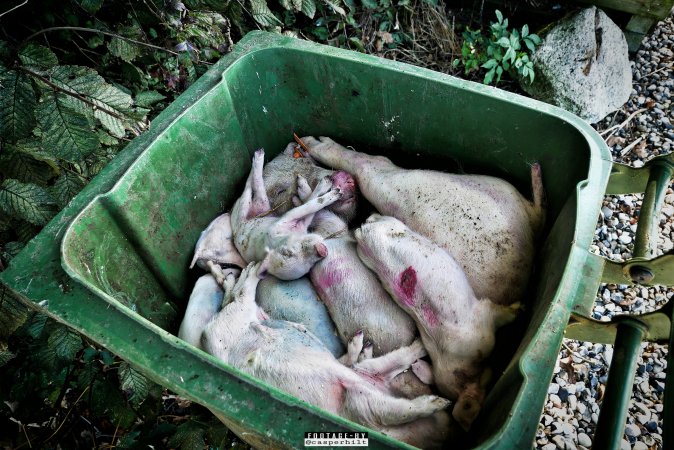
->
[201,263,263,358]
[339,330,364,366]
[291,175,333,229]
[249,149,271,216]
[206,260,241,287]
[271,188,342,235]
[526,162,546,235]
[411,360,434,385]
[358,342,373,362]
[354,339,427,381]
[178,274,224,349]
[300,136,396,176]
[342,386,451,427]
[231,150,269,229]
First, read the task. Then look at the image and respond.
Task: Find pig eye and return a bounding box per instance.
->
[275,187,287,195]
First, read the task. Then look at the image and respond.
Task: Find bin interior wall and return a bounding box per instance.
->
[61,46,598,447]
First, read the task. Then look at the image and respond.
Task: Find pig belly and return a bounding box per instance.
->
[256,277,345,357]
[310,238,416,355]
[371,171,534,305]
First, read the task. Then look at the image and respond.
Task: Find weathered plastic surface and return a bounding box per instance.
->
[1,31,670,449]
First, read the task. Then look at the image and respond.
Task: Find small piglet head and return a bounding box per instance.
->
[354,214,408,261]
[328,170,357,221]
[257,234,328,280]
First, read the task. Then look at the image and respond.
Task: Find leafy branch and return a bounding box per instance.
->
[23,26,181,57]
[19,66,126,121]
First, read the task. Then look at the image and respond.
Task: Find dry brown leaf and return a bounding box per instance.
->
[606,135,626,147]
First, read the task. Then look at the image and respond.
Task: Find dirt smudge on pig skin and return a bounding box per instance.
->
[397,266,417,307]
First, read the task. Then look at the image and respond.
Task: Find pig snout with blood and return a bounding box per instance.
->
[230,149,342,280]
[291,175,417,356]
[354,214,520,431]
[256,276,345,357]
[200,262,452,449]
[190,213,247,285]
[301,136,545,306]
[263,142,358,222]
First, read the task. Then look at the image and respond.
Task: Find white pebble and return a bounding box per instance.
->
[577,432,592,447]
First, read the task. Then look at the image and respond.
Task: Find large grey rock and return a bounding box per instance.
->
[521,7,631,123]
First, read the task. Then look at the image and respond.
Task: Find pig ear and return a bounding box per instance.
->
[315,242,328,258]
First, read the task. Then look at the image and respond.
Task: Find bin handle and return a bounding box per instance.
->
[564,154,674,450]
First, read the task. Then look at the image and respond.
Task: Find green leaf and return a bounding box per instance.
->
[38,91,100,162]
[78,0,104,14]
[0,144,57,185]
[528,33,542,45]
[24,312,48,339]
[495,9,503,24]
[497,37,510,48]
[482,59,498,69]
[524,37,536,53]
[250,0,281,26]
[119,361,150,407]
[362,0,378,9]
[50,172,87,208]
[0,179,57,226]
[504,46,516,64]
[47,325,83,360]
[522,24,529,38]
[107,38,141,63]
[0,341,15,367]
[45,66,147,137]
[496,65,504,83]
[134,90,166,107]
[300,0,316,18]
[325,0,347,15]
[0,70,37,141]
[169,422,206,450]
[483,68,495,85]
[18,43,59,70]
[279,0,293,9]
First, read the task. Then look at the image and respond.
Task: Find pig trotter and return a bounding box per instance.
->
[339,330,364,366]
[411,359,434,385]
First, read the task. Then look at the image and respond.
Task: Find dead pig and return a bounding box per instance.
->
[190,213,246,285]
[263,142,357,222]
[354,214,520,431]
[292,176,417,356]
[230,149,342,280]
[178,270,239,349]
[301,136,545,306]
[256,276,345,357]
[201,263,451,448]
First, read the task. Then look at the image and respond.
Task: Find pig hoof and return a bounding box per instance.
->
[365,213,383,223]
[452,396,481,431]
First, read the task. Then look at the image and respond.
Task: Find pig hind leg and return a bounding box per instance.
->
[272,188,341,234]
[354,339,427,382]
[342,384,450,427]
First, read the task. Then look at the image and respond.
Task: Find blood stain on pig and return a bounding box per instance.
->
[421,303,439,327]
[397,266,417,307]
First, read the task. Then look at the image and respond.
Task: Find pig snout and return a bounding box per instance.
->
[328,171,357,218]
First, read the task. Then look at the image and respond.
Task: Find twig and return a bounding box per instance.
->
[21,423,32,448]
[639,65,669,81]
[600,108,647,138]
[562,341,601,365]
[45,386,90,441]
[18,66,127,121]
[0,0,28,19]
[293,132,311,154]
[22,26,180,56]
[620,136,645,157]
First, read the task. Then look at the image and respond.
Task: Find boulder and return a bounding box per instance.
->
[521,7,632,124]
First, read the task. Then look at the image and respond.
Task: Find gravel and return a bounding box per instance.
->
[535,10,673,450]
